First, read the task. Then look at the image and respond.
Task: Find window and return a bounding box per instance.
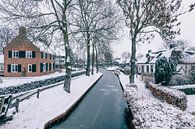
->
[147,65,150,72]
[51,63,53,70]
[43,63,46,72]
[11,64,18,72]
[151,65,154,73]
[0,64,4,71]
[26,51,32,58]
[41,52,46,59]
[12,51,19,58]
[28,64,32,72]
[141,65,144,73]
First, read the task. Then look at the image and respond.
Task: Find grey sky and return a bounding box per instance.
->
[112,0,195,58]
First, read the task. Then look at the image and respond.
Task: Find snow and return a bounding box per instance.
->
[0,73,102,129]
[106,66,120,71]
[118,73,195,129]
[0,54,4,64]
[171,84,195,89]
[119,73,154,98]
[181,54,195,63]
[0,70,85,88]
[187,95,195,113]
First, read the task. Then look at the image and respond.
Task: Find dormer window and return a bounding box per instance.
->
[12,51,19,58]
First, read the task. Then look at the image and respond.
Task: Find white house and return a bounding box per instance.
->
[0,54,4,76]
[177,54,195,75]
[137,48,195,75]
[137,52,156,74]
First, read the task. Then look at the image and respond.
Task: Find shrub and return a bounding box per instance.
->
[190,69,195,83]
[169,75,192,86]
[155,56,177,86]
[124,66,131,75]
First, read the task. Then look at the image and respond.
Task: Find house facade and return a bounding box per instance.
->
[4,27,55,77]
[137,48,195,76]
[0,54,4,76]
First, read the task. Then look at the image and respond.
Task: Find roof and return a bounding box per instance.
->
[180,54,195,64]
[0,54,4,64]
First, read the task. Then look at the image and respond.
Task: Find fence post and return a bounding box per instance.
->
[37,89,40,98]
[16,99,20,113]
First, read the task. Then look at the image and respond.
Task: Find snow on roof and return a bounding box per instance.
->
[0,54,4,64]
[137,56,148,64]
[180,54,195,63]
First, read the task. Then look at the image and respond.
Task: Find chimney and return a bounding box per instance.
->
[18,26,27,39]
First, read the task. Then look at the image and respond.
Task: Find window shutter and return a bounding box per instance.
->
[32,64,36,72]
[46,63,48,72]
[32,51,36,58]
[18,64,21,72]
[53,63,55,70]
[8,65,11,73]
[41,52,43,58]
[40,63,43,72]
[19,51,25,58]
[49,63,51,71]
[8,51,12,58]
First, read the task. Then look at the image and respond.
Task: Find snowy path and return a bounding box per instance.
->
[0,73,102,129]
[119,73,154,98]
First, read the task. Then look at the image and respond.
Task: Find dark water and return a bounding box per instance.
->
[51,69,131,129]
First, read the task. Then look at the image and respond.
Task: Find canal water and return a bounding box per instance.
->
[51,69,132,129]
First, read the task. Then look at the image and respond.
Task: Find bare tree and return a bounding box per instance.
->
[73,0,122,76]
[0,0,75,93]
[117,0,195,83]
[121,51,131,64]
[0,27,16,53]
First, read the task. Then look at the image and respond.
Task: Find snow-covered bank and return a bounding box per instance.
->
[118,73,195,129]
[0,70,85,88]
[0,73,102,129]
[187,95,195,113]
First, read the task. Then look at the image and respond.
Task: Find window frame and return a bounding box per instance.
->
[43,63,46,72]
[28,64,33,72]
[12,51,19,58]
[11,64,18,73]
[26,51,33,58]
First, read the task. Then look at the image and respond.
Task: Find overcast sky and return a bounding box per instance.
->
[112,0,195,58]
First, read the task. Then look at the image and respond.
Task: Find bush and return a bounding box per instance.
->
[190,69,195,83]
[124,66,131,75]
[155,56,177,86]
[169,75,192,86]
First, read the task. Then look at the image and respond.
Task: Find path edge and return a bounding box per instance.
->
[43,74,103,129]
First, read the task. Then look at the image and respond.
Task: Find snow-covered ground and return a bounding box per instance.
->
[187,95,195,113]
[106,66,119,71]
[171,84,195,89]
[0,70,85,88]
[118,72,195,129]
[0,73,102,129]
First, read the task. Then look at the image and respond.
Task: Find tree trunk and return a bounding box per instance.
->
[86,33,90,76]
[63,8,71,93]
[91,42,95,75]
[95,46,98,73]
[64,46,72,93]
[130,37,136,83]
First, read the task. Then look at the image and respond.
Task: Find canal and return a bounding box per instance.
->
[51,69,132,129]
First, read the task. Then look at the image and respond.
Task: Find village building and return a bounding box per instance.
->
[137,48,195,76]
[3,27,55,77]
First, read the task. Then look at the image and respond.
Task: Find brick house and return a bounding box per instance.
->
[4,27,55,77]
